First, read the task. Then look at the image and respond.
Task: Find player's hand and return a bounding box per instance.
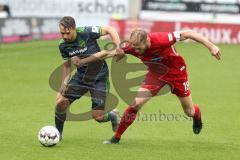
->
[114,48,125,62]
[71,56,83,66]
[107,49,117,57]
[210,45,221,60]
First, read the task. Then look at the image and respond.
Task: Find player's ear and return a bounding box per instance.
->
[147,36,150,42]
[146,36,151,46]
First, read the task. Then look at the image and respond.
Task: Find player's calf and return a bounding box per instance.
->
[183,107,195,117]
[55,97,71,136]
[178,96,203,134]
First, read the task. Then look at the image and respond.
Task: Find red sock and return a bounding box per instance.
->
[115,106,138,139]
[193,104,201,119]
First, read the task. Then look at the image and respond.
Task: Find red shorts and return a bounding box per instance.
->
[141,56,191,97]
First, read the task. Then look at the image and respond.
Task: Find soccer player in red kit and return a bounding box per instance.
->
[103,29,221,144]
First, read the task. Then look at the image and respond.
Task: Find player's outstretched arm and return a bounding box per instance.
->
[101,26,125,61]
[101,26,121,46]
[179,30,221,60]
[70,50,117,68]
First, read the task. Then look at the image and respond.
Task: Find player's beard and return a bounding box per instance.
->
[64,38,69,42]
[64,37,74,42]
[65,32,77,42]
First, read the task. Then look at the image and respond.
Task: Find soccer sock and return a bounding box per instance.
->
[193,104,200,119]
[114,106,138,139]
[55,111,66,135]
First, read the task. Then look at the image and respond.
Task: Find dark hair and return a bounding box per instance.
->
[59,16,76,29]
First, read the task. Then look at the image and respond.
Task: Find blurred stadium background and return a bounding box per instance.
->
[1,0,240,43]
[0,0,240,160]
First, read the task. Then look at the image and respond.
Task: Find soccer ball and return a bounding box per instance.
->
[38,126,60,147]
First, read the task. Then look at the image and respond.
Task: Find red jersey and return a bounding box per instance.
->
[123,32,186,76]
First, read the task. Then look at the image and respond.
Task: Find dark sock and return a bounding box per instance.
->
[114,106,138,139]
[55,111,66,135]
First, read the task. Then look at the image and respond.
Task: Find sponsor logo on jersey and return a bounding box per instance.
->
[79,40,86,48]
[151,57,162,62]
[69,47,88,56]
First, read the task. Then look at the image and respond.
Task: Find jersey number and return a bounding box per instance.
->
[183,81,190,92]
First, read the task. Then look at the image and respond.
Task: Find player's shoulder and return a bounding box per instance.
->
[149,32,176,44]
[76,26,100,35]
[58,39,69,53]
[58,39,65,47]
[76,27,86,33]
[149,32,171,38]
[83,26,102,33]
[76,26,99,32]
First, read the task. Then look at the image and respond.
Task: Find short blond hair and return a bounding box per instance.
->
[129,29,147,45]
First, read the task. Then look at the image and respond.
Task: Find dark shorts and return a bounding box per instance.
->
[63,73,110,110]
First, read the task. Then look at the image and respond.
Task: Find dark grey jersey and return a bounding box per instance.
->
[58,26,109,82]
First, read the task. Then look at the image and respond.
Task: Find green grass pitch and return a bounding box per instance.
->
[0,40,239,160]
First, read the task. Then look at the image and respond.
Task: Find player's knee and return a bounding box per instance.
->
[93,115,104,123]
[92,111,105,123]
[131,101,143,111]
[130,104,140,112]
[56,97,70,111]
[56,98,68,107]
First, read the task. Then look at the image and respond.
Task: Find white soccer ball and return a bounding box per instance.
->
[38,126,60,147]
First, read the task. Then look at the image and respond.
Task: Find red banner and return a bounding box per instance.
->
[109,20,240,44]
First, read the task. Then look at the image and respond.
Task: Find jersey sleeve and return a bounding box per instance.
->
[152,32,179,47]
[85,26,102,39]
[173,31,181,42]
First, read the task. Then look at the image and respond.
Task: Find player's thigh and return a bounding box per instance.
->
[132,87,153,111]
[171,78,193,109]
[133,71,165,110]
[63,74,89,101]
[90,79,109,111]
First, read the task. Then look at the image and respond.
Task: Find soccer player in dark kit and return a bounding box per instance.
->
[103,29,221,144]
[55,16,121,138]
